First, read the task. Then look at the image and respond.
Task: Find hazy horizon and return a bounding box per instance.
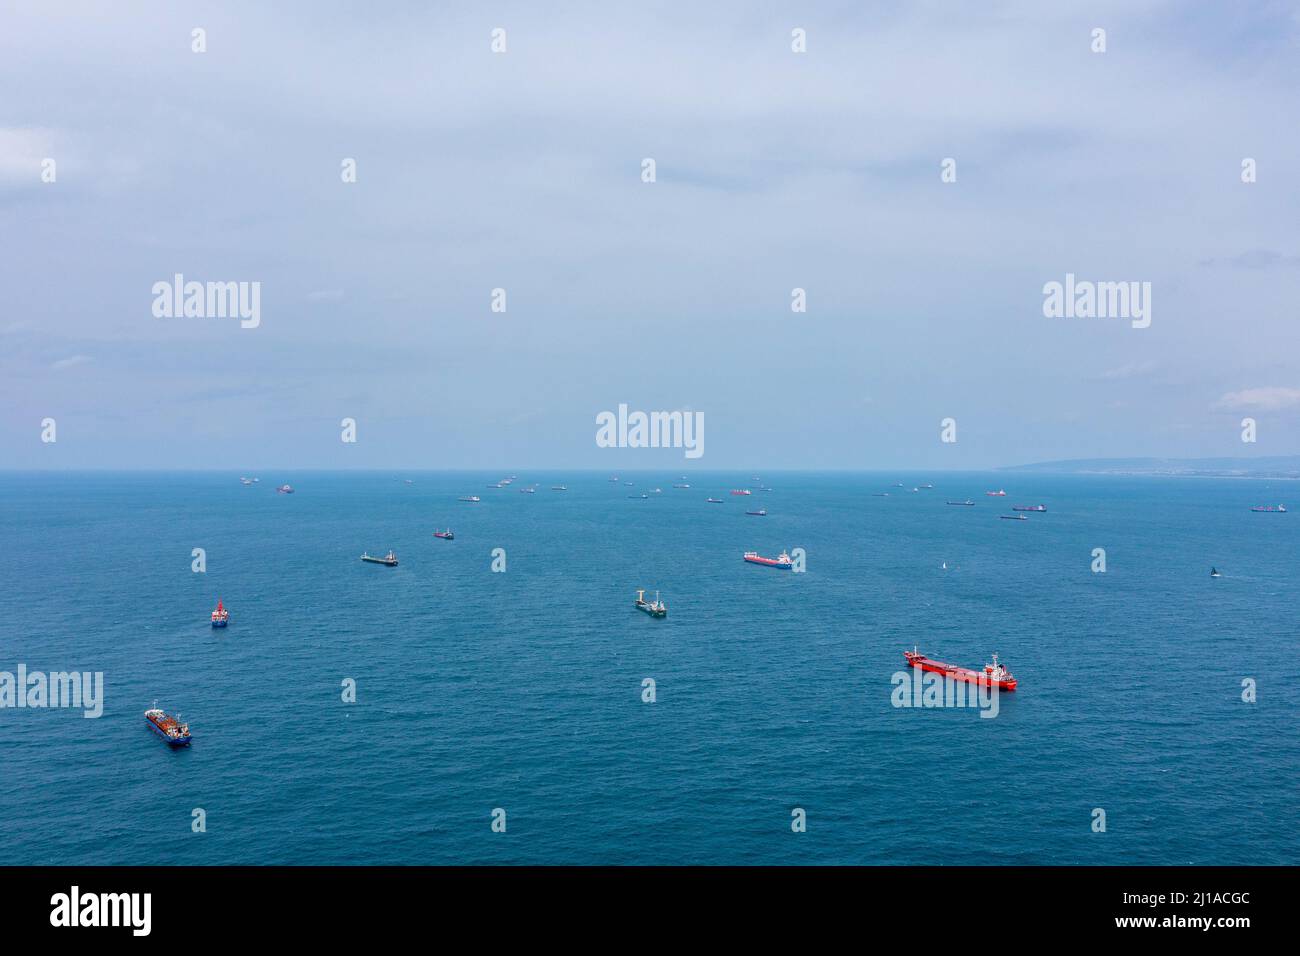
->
[4,1,1299,469]
[6,455,1300,475]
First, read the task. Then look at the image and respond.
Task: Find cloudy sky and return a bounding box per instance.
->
[2,0,1298,469]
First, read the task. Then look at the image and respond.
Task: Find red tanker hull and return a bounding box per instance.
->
[904,651,1017,691]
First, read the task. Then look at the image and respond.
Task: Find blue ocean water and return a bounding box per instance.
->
[0,471,1296,865]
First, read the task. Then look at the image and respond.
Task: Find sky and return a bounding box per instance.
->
[2,0,1299,470]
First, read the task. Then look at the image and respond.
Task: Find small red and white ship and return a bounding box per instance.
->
[1250,504,1286,513]
[903,648,1017,691]
[744,550,792,569]
[985,489,1007,497]
[730,489,752,496]
[1012,504,1047,512]
[210,599,229,628]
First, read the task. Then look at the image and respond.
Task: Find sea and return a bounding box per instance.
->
[1,470,1296,865]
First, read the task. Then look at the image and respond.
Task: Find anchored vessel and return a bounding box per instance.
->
[730,489,752,496]
[459,495,481,502]
[144,705,192,746]
[635,589,667,618]
[1012,504,1047,512]
[745,508,767,516]
[361,550,399,566]
[986,489,1007,497]
[1251,504,1286,512]
[744,550,793,569]
[706,497,723,503]
[433,529,455,540]
[276,484,294,494]
[904,649,1017,691]
[210,599,229,628]
[946,500,975,506]
[1000,514,1028,520]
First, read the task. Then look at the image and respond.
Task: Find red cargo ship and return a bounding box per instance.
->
[730,489,752,496]
[903,648,1017,691]
[744,550,792,569]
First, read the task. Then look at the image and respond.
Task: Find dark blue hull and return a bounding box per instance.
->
[211,619,227,628]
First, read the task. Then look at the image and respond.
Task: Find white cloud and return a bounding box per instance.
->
[0,128,56,183]
[1198,249,1300,270]
[51,355,92,370]
[1099,361,1158,380]
[1216,387,1300,411]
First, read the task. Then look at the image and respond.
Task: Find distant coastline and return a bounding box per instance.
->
[999,456,1300,480]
